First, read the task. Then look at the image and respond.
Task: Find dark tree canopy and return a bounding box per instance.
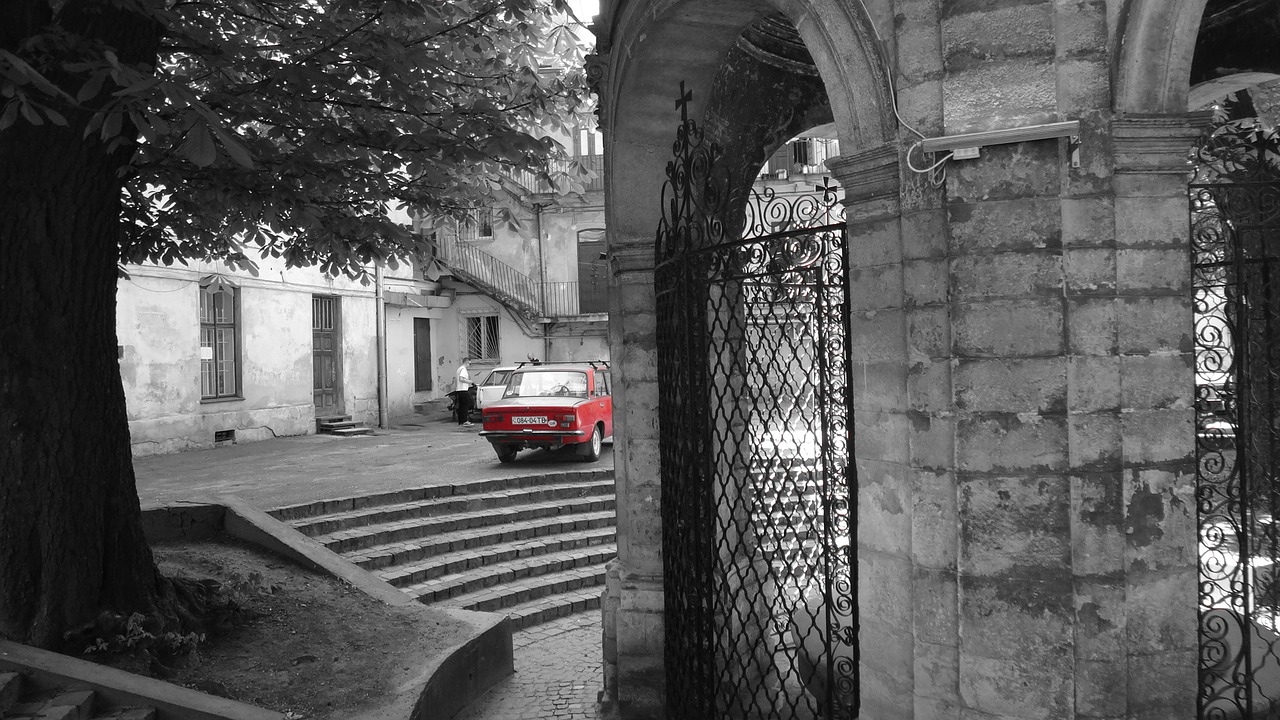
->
[0,0,589,650]
[2,0,590,276]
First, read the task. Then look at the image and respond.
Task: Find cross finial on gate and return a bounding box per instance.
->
[676,81,693,123]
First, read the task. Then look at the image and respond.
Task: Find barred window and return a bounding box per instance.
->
[459,208,493,242]
[466,315,500,360]
[200,283,240,399]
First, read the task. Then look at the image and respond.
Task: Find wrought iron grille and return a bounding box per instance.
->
[1194,126,1280,720]
[656,85,857,720]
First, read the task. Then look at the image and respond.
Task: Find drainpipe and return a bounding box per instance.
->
[535,202,551,362]
[375,262,389,429]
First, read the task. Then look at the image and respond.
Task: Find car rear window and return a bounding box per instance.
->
[482,369,513,387]
[503,370,589,399]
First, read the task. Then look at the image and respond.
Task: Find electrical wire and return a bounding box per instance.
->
[854,0,951,186]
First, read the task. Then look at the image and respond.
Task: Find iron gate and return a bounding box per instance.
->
[656,87,857,720]
[1194,127,1280,719]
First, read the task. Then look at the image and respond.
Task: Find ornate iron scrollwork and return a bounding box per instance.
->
[1194,123,1280,720]
[656,85,856,720]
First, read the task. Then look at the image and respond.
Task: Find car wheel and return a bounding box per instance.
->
[578,425,602,463]
[496,446,518,463]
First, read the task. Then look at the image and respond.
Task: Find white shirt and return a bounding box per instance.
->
[455,364,471,391]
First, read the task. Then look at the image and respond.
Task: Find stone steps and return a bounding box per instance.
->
[0,673,156,720]
[377,526,616,587]
[436,565,607,615]
[288,480,616,536]
[402,543,617,604]
[276,470,616,628]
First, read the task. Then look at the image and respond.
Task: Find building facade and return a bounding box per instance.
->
[118,126,610,456]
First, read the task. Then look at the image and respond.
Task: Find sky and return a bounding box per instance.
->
[567,0,600,24]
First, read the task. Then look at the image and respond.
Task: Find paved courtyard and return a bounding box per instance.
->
[456,612,605,720]
[132,411,614,720]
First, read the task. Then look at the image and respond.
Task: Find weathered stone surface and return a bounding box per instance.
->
[847,217,905,267]
[1066,296,1117,355]
[904,257,949,306]
[951,252,1063,300]
[1070,472,1125,577]
[957,414,1068,473]
[1115,196,1190,247]
[948,142,1062,203]
[1124,569,1196,651]
[954,357,1067,413]
[1067,412,1121,470]
[907,359,951,414]
[953,298,1065,357]
[1063,247,1116,295]
[909,306,952,359]
[850,261,905,312]
[948,198,1063,254]
[850,308,908,363]
[1117,247,1190,293]
[1073,579,1126,657]
[913,469,959,570]
[960,474,1070,574]
[1127,648,1196,720]
[1119,353,1193,410]
[915,567,960,644]
[1061,195,1116,248]
[902,208,950,260]
[1123,467,1196,572]
[910,412,956,470]
[914,637,960,700]
[855,409,912,467]
[1067,355,1121,414]
[1120,410,1194,466]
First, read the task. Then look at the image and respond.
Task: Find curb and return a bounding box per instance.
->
[0,640,281,720]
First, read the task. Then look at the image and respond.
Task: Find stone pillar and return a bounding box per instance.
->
[603,241,666,720]
[828,143,920,720]
[1108,114,1204,720]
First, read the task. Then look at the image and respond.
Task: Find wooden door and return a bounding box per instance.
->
[413,317,432,391]
[312,296,342,414]
[577,239,608,314]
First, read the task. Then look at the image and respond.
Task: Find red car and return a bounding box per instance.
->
[479,361,613,463]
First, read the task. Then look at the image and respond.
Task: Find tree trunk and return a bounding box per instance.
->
[0,0,165,649]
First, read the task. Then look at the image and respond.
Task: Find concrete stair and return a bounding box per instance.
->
[269,470,616,629]
[316,415,374,437]
[0,672,156,720]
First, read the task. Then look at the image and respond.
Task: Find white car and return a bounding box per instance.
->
[475,366,517,410]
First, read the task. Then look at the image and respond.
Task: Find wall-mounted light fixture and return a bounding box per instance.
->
[920,120,1081,162]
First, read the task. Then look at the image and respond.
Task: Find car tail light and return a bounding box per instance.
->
[559,414,576,426]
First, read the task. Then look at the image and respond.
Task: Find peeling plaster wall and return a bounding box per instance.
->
[117,260,376,456]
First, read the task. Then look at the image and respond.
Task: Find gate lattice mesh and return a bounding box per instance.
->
[1194,127,1280,719]
[657,86,857,720]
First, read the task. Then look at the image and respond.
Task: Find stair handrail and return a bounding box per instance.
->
[434,233,542,318]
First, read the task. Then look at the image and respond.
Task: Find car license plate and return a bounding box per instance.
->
[512,416,546,425]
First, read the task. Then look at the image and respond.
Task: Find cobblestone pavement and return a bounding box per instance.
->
[455,612,605,720]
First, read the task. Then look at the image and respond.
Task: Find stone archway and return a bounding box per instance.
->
[592,0,909,717]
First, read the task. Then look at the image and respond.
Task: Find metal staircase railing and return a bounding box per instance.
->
[434,234,542,319]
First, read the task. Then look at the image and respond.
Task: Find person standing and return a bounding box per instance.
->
[454,357,474,427]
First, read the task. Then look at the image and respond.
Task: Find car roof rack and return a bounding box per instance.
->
[513,359,610,369]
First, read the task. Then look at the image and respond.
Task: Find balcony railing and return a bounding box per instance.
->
[544,281,609,316]
[506,155,604,196]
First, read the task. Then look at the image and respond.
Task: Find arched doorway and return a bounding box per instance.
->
[655,83,852,718]
[593,0,900,717]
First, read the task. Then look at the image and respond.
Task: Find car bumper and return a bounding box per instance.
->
[480,429,587,441]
